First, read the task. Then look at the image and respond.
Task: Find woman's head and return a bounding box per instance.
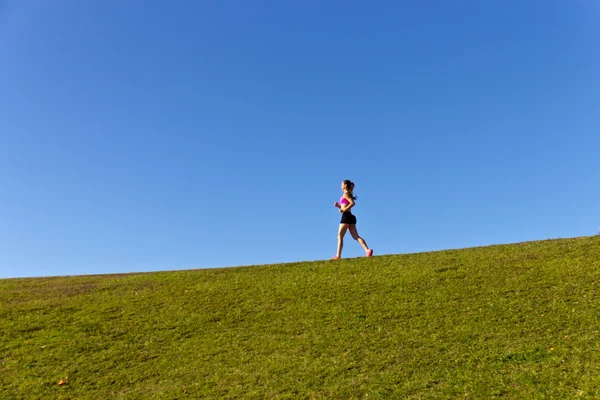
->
[341,180,357,200]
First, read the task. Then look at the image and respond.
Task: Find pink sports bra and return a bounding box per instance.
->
[340,196,350,205]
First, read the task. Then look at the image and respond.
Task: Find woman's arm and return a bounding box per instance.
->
[339,194,355,212]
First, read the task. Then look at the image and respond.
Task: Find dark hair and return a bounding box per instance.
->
[343,180,357,200]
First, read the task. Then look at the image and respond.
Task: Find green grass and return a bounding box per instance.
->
[2,236,600,399]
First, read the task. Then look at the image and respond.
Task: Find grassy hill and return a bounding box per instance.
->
[2,236,600,399]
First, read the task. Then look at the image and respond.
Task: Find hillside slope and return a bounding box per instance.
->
[2,236,600,399]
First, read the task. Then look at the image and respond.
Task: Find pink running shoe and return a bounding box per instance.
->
[332,255,340,260]
[366,249,373,257]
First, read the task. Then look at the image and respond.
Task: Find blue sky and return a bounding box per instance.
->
[1,1,598,278]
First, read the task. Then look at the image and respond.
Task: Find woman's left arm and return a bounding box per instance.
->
[339,194,355,212]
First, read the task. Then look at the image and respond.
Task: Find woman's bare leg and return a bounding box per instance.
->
[336,224,348,258]
[348,225,369,253]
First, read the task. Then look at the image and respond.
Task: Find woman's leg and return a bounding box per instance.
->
[336,224,348,258]
[348,225,370,253]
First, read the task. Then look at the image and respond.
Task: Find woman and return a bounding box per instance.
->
[333,180,373,259]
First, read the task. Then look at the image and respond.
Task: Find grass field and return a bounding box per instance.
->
[2,236,600,399]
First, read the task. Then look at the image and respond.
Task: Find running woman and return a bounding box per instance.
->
[333,180,373,259]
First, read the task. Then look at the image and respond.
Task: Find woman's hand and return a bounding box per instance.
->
[334,202,340,208]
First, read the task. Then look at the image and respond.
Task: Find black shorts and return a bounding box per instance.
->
[340,212,357,225]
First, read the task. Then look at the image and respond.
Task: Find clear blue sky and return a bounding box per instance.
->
[1,1,598,278]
